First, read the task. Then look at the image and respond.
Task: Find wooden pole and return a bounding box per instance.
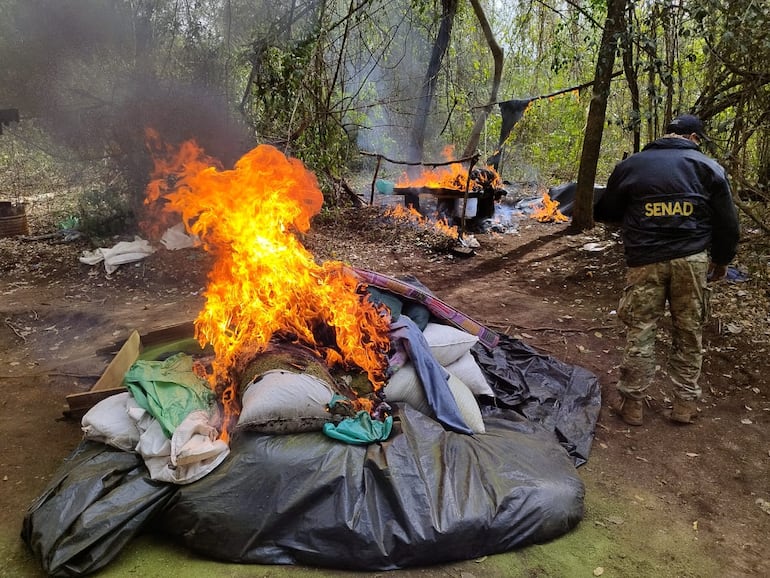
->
[459,154,480,238]
[370,155,382,205]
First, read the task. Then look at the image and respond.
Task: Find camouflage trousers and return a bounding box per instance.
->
[616,250,711,402]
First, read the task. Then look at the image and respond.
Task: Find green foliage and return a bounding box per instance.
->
[238,24,359,185]
[0,0,767,216]
[75,186,135,240]
[503,94,588,183]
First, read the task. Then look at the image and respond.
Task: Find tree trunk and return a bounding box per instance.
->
[621,3,640,153]
[662,3,677,124]
[462,0,504,158]
[572,0,627,231]
[407,0,459,164]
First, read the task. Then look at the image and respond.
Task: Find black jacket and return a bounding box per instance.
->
[595,137,740,267]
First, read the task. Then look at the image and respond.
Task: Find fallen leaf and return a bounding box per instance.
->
[724,322,743,334]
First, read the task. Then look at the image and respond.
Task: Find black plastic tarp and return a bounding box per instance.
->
[547,182,607,217]
[22,332,601,574]
[156,404,585,570]
[473,335,601,467]
[21,442,176,577]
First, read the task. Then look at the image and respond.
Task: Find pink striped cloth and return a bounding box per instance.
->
[349,267,499,349]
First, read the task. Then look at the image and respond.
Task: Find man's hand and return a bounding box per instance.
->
[707,263,728,282]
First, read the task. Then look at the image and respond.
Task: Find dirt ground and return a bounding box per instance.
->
[1,200,768,577]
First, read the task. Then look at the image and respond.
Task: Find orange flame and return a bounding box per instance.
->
[144,131,390,438]
[383,204,458,239]
[395,146,502,192]
[532,191,569,223]
[396,161,469,190]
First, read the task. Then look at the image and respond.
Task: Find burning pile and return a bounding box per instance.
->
[144,132,390,437]
[392,158,508,229]
[532,191,568,223]
[396,160,470,191]
[383,203,459,250]
[394,148,503,194]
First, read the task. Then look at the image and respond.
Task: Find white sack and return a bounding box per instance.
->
[79,236,156,274]
[160,222,200,250]
[136,409,229,485]
[422,322,479,365]
[81,392,142,452]
[237,370,335,434]
[445,351,495,397]
[384,363,485,434]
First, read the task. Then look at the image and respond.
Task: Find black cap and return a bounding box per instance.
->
[666,114,707,140]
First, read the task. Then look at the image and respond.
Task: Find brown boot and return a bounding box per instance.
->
[670,398,697,424]
[617,397,644,426]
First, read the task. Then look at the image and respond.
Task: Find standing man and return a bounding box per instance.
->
[595,114,740,426]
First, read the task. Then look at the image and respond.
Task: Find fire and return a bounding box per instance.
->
[532,191,569,223]
[144,131,390,438]
[396,161,469,190]
[395,146,502,192]
[383,204,458,239]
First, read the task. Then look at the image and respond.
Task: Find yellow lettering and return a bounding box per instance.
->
[671,202,682,215]
[645,201,694,217]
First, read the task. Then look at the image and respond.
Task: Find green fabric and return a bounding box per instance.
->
[328,393,350,408]
[402,302,430,330]
[365,287,402,320]
[323,411,393,445]
[365,286,431,329]
[124,353,214,438]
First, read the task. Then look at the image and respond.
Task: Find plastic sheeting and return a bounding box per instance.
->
[22,332,600,574]
[473,335,601,467]
[546,182,607,218]
[156,404,585,570]
[21,442,176,577]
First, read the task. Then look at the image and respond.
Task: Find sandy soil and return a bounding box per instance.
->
[0,204,768,577]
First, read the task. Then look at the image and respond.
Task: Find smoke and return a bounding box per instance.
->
[2,1,478,187]
[341,4,435,165]
[0,0,253,187]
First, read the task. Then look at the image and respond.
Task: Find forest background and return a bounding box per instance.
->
[0,0,767,238]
